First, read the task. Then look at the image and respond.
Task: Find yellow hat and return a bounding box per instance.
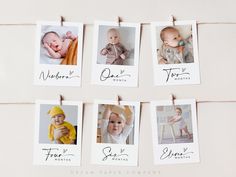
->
[48,106,65,118]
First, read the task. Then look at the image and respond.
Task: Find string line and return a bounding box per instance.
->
[0,100,236,105]
[0,22,236,26]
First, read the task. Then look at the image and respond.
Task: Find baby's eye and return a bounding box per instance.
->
[109,121,115,123]
[174,37,177,40]
[117,121,122,124]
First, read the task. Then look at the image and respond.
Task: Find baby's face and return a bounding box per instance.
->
[51,114,65,126]
[43,33,63,52]
[175,109,182,116]
[107,30,120,45]
[107,113,125,136]
[163,30,182,47]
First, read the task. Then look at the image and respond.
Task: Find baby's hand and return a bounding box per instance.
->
[120,54,126,60]
[43,42,50,49]
[101,48,108,55]
[158,58,168,64]
[66,31,72,36]
[177,46,184,53]
[66,31,77,40]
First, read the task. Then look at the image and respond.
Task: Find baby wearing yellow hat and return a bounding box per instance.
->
[48,106,76,144]
[100,105,134,144]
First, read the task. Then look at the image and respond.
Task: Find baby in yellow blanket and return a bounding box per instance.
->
[42,31,77,59]
[48,106,76,144]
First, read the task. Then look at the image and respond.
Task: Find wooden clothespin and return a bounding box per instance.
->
[170,15,176,26]
[170,93,176,108]
[117,95,122,105]
[60,16,65,26]
[59,94,64,106]
[117,16,122,27]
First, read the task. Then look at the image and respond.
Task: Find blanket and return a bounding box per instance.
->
[60,38,78,65]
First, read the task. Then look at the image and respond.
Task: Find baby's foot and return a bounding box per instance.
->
[188,134,193,139]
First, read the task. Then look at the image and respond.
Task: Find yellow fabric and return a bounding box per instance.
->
[48,121,76,144]
[48,106,64,118]
[60,38,78,65]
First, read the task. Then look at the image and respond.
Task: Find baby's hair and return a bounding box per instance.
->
[107,28,120,36]
[160,26,179,42]
[41,31,60,44]
[175,107,182,113]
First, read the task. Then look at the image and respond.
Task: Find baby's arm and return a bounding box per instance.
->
[100,105,113,137]
[119,44,129,60]
[169,115,181,123]
[102,105,112,120]
[173,115,182,122]
[121,106,134,141]
[53,126,69,144]
[157,49,168,64]
[100,44,110,55]
[124,106,133,125]
[43,43,62,59]
[168,116,175,123]
[68,124,76,144]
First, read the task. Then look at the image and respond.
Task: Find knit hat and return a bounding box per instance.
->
[48,106,65,118]
[111,105,126,120]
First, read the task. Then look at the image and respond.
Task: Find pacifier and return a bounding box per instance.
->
[178,40,185,46]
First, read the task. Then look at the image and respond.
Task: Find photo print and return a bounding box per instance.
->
[151,99,200,165]
[34,100,83,166]
[91,100,140,166]
[91,21,140,87]
[34,21,83,86]
[151,21,200,85]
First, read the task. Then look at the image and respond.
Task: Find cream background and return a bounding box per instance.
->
[0,0,235,176]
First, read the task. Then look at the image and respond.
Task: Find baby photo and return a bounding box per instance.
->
[91,21,140,87]
[39,104,79,144]
[151,21,200,85]
[156,105,193,144]
[97,104,135,144]
[34,100,83,166]
[91,100,140,166]
[96,24,137,66]
[34,22,83,86]
[39,25,78,65]
[151,99,200,164]
[155,25,194,65]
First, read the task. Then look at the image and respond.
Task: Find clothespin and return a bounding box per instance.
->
[60,16,65,26]
[117,95,122,105]
[170,93,176,108]
[169,15,176,26]
[117,16,122,27]
[59,94,64,106]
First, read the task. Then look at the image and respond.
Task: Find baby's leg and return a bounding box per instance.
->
[179,129,183,137]
[183,126,192,139]
[112,58,123,65]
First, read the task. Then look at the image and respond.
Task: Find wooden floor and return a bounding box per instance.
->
[158,135,193,144]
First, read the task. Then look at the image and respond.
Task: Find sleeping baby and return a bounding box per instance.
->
[41,31,77,59]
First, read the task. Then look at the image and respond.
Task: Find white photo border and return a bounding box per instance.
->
[91,21,140,87]
[151,20,200,85]
[33,100,83,166]
[34,21,84,86]
[151,99,200,165]
[91,100,140,166]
